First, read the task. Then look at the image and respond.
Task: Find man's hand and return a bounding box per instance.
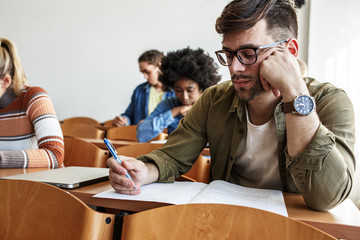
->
[107,156,159,194]
[259,50,308,101]
[112,116,129,127]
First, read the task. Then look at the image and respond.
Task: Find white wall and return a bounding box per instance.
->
[0,0,313,123]
[0,0,230,122]
[5,0,357,156]
[0,0,312,123]
[308,0,360,157]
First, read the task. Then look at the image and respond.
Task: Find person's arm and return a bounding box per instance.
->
[117,85,142,126]
[107,156,159,194]
[285,86,356,210]
[261,49,356,210]
[136,99,176,142]
[137,90,211,182]
[0,87,64,168]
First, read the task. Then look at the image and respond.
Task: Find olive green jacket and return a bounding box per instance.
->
[138,78,358,211]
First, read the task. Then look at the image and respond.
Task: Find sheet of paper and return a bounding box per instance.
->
[190,180,288,217]
[93,180,287,216]
[150,139,167,144]
[93,181,207,205]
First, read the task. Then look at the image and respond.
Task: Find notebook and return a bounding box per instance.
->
[1,166,109,189]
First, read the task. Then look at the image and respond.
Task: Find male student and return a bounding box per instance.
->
[107,0,358,211]
[112,50,175,126]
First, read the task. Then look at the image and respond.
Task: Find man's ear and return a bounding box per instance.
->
[1,75,12,89]
[286,38,299,57]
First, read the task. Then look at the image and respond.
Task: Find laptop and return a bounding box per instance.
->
[1,166,109,189]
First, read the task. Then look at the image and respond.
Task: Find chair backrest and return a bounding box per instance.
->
[0,179,115,240]
[61,121,105,139]
[101,119,114,127]
[116,143,210,183]
[61,116,99,125]
[106,125,138,141]
[183,155,210,183]
[116,143,164,157]
[107,125,168,142]
[64,136,109,168]
[120,203,336,240]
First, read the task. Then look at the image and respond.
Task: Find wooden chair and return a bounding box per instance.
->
[106,125,138,141]
[181,155,210,183]
[96,119,115,132]
[0,179,115,240]
[120,203,336,240]
[116,143,164,157]
[61,116,99,125]
[116,143,211,183]
[64,136,109,168]
[101,119,114,127]
[107,125,168,142]
[61,121,105,139]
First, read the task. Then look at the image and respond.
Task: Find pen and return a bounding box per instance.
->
[103,138,138,190]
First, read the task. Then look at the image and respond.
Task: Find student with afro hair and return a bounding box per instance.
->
[136,47,221,142]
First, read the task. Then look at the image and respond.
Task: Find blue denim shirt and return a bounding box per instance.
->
[137,97,183,142]
[121,82,175,125]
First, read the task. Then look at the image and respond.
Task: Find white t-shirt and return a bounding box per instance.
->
[229,108,282,190]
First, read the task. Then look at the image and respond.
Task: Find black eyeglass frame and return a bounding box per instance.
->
[215,39,288,66]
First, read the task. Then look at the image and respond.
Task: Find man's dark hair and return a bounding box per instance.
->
[215,0,298,41]
[159,47,221,92]
[138,49,164,67]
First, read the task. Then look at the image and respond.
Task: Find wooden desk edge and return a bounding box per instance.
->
[2,168,358,239]
[71,188,359,239]
[81,138,210,156]
[297,219,360,240]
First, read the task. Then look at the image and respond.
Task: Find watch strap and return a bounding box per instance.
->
[281,94,315,115]
[282,99,295,114]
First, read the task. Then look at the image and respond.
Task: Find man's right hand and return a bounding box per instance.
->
[107,156,159,195]
[112,116,128,127]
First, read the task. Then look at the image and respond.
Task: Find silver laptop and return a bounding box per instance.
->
[1,166,109,189]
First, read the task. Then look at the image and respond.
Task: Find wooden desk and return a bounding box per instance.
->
[81,138,140,149]
[81,138,211,156]
[1,168,359,240]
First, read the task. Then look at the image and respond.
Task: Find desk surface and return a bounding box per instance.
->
[1,168,359,240]
[81,138,211,156]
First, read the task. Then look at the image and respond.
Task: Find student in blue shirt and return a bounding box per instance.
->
[136,47,221,142]
[112,50,175,126]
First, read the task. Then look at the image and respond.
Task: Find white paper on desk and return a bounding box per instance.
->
[150,139,167,144]
[189,180,288,217]
[93,180,288,216]
[93,181,207,205]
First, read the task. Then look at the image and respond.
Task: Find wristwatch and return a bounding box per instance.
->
[282,94,315,116]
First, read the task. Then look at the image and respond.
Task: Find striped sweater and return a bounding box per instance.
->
[0,86,64,168]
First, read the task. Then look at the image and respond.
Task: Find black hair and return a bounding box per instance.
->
[159,47,221,91]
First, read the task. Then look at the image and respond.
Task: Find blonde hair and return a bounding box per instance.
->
[0,37,28,95]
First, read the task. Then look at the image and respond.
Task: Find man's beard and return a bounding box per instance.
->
[231,74,265,102]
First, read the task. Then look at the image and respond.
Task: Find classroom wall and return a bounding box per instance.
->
[0,0,309,122]
[308,0,360,157]
[0,0,227,122]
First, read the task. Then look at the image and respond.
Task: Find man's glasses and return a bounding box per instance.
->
[215,40,288,66]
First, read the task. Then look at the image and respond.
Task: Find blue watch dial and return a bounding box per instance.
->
[294,95,315,115]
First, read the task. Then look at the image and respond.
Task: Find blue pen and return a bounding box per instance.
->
[104,138,138,190]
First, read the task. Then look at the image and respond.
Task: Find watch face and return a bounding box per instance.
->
[294,95,315,115]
